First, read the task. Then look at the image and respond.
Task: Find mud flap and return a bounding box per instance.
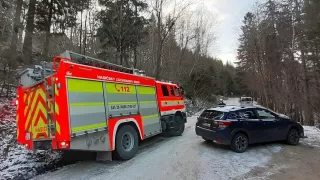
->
[96,151,112,161]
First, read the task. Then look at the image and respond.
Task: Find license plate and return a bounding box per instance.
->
[202,123,211,127]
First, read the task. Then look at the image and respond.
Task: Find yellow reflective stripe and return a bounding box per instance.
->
[24,91,34,116]
[55,102,59,115]
[55,84,59,96]
[108,101,137,105]
[143,114,159,119]
[72,123,107,133]
[140,101,157,104]
[56,122,61,134]
[70,102,105,107]
[106,83,136,94]
[67,78,103,93]
[137,86,155,94]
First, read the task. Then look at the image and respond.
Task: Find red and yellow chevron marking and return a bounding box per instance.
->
[22,80,63,140]
[23,85,49,139]
[55,83,61,135]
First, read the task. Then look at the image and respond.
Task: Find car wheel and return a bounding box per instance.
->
[169,115,185,136]
[231,133,248,153]
[286,128,300,145]
[202,136,213,142]
[114,125,139,160]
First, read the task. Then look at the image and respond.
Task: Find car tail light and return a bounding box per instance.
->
[217,121,232,128]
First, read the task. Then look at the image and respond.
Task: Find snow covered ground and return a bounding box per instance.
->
[302,126,320,148]
[0,99,61,180]
[2,98,320,180]
[33,115,283,180]
[30,98,285,180]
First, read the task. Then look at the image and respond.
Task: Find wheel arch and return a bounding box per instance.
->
[231,129,250,143]
[174,111,187,123]
[287,125,302,136]
[112,118,143,151]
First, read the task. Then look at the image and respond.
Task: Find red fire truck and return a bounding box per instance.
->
[16,51,186,160]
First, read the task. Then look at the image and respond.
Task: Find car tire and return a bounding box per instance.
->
[202,136,213,142]
[231,133,248,153]
[114,125,139,160]
[286,128,300,145]
[169,115,185,136]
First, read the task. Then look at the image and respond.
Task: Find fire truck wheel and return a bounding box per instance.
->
[114,125,139,160]
[170,115,185,136]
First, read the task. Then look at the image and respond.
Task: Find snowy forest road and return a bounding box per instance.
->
[33,98,320,180]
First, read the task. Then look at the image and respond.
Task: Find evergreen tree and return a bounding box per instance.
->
[97,0,148,66]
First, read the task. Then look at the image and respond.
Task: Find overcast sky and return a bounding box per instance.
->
[199,0,257,64]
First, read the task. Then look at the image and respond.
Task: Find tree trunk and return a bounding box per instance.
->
[133,3,138,68]
[9,0,23,67]
[133,47,138,68]
[83,12,88,55]
[79,10,83,54]
[43,0,54,57]
[23,0,36,64]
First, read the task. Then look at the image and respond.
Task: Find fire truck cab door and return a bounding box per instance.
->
[136,86,162,138]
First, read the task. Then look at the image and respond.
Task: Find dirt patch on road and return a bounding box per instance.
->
[235,141,320,180]
[268,143,320,180]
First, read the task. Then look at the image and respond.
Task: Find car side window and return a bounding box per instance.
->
[238,110,258,119]
[227,112,239,119]
[256,109,275,119]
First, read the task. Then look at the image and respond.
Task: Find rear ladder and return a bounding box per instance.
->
[43,63,56,138]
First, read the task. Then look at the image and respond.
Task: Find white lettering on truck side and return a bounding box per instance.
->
[97,75,140,84]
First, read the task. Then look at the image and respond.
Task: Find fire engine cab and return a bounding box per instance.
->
[16,51,186,160]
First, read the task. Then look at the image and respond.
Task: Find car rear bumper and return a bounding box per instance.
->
[195,126,231,145]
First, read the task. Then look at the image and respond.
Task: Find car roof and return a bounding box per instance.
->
[207,105,266,112]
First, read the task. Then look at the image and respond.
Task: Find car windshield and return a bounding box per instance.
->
[241,97,252,101]
[200,110,224,120]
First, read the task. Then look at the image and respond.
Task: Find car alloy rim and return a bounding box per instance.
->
[290,130,299,144]
[121,132,134,151]
[236,136,247,151]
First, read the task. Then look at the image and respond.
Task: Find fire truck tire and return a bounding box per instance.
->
[170,115,185,136]
[114,125,139,160]
[161,120,171,137]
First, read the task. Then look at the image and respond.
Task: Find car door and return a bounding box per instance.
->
[237,109,265,143]
[255,108,278,142]
[273,117,292,140]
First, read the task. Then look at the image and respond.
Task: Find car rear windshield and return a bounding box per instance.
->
[241,97,252,101]
[200,110,224,120]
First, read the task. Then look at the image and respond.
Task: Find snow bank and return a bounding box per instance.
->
[185,99,214,117]
[302,126,320,148]
[0,98,61,180]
